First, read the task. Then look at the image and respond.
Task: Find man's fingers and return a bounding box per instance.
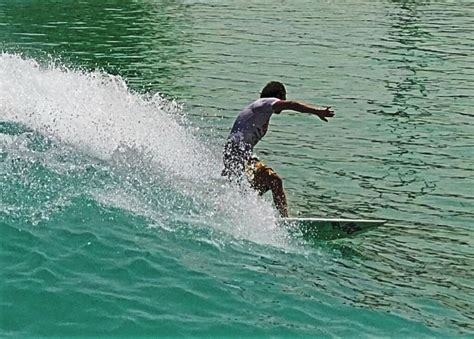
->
[317,107,334,121]
[325,107,334,115]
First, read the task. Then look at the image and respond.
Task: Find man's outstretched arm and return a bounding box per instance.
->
[272,100,335,122]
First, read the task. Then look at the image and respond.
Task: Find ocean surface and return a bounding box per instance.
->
[1,0,473,336]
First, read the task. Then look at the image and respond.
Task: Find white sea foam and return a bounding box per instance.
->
[0,53,292,248]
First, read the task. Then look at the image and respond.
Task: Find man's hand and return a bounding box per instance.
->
[315,106,335,122]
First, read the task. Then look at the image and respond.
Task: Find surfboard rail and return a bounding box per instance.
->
[281,217,387,240]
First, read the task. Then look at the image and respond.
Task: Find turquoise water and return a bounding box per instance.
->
[1,0,473,336]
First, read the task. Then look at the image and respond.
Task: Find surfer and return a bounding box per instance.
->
[222,81,335,217]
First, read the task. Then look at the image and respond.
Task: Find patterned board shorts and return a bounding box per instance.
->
[222,141,280,194]
[244,158,278,194]
[223,154,278,195]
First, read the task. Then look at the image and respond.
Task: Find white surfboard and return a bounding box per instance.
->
[281,217,386,240]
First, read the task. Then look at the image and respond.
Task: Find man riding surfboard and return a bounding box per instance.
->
[222,81,335,217]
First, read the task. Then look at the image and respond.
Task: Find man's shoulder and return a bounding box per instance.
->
[254,97,280,104]
[251,97,280,109]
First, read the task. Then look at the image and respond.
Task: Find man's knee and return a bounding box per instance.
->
[260,170,283,193]
[269,173,283,190]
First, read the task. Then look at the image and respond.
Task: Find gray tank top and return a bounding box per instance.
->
[227,97,279,149]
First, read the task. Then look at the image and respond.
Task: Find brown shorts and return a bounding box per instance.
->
[222,141,280,193]
[245,158,280,195]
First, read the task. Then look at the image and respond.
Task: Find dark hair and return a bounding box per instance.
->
[260,81,286,99]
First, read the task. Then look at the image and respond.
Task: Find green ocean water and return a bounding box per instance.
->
[1,0,473,336]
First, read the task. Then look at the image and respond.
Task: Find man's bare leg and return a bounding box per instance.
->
[254,165,288,218]
[270,178,288,218]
